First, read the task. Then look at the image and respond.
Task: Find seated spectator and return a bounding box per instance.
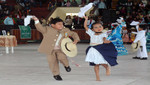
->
[139,2,146,8]
[57,0,66,7]
[4,14,15,25]
[64,15,72,29]
[145,1,150,14]
[0,0,6,3]
[142,0,148,5]
[87,16,95,26]
[71,0,78,7]
[120,6,126,17]
[3,7,9,17]
[48,1,54,11]
[96,16,103,25]
[3,14,15,33]
[144,14,150,24]
[40,16,47,26]
[65,0,71,7]
[14,3,22,13]
[81,0,87,6]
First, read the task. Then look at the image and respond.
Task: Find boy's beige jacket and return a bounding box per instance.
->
[35,23,80,55]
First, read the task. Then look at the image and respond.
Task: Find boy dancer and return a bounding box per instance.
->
[32,16,80,81]
[133,24,148,60]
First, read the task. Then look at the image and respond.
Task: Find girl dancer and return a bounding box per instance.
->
[107,20,128,56]
[84,16,118,81]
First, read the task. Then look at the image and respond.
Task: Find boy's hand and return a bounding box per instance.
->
[73,40,79,44]
[32,16,39,21]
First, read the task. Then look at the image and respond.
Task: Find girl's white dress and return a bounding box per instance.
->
[85,29,108,65]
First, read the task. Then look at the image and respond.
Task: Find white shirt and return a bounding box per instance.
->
[86,29,107,45]
[134,30,146,45]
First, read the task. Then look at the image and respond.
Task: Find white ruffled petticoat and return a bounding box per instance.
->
[85,47,108,64]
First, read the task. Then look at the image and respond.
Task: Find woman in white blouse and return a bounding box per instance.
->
[84,16,118,81]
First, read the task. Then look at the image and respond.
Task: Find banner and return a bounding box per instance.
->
[19,25,31,39]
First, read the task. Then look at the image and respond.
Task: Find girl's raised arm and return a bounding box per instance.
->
[84,16,89,31]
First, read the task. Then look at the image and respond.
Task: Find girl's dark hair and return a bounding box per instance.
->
[91,22,102,29]
[50,18,63,24]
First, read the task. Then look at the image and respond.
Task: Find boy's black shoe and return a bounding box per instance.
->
[132,56,140,59]
[53,75,63,81]
[64,66,71,72]
[140,57,148,60]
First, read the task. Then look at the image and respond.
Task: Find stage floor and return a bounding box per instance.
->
[0,44,150,85]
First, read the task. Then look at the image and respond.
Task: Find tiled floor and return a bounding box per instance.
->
[0,43,150,85]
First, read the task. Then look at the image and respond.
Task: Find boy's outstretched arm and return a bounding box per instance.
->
[32,16,47,34]
[84,16,89,31]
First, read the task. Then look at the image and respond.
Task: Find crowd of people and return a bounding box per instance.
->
[0,0,150,39]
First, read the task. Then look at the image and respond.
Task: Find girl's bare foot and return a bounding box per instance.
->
[96,79,101,81]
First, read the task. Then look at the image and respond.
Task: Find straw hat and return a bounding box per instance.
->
[61,38,77,57]
[131,41,141,52]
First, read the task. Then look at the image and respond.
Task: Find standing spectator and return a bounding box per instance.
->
[98,0,107,16]
[31,0,36,7]
[65,0,71,7]
[106,0,112,9]
[61,0,66,7]
[71,0,78,7]
[122,27,129,44]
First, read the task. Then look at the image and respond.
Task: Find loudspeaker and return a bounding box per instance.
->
[102,9,117,23]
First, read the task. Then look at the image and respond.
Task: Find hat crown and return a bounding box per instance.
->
[66,43,75,51]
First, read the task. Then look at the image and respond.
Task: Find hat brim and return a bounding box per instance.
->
[131,42,140,52]
[61,38,77,57]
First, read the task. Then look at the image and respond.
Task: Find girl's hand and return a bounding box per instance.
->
[84,16,88,20]
[104,40,111,43]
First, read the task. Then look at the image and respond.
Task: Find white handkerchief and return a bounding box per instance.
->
[78,3,93,17]
[130,21,139,26]
[119,17,123,20]
[78,12,85,17]
[24,15,33,26]
[116,19,122,23]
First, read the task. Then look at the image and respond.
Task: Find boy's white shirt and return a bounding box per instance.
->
[133,30,146,44]
[133,24,146,44]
